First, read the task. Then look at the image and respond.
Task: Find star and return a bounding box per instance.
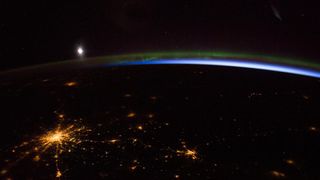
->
[77,46,84,57]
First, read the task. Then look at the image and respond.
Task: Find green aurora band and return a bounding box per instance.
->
[2,51,320,78]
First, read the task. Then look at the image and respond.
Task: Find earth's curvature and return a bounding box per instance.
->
[0,51,320,180]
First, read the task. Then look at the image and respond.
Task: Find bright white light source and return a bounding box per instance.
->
[77,47,84,57]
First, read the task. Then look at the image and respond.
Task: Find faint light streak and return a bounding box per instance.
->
[144,144,152,148]
[129,165,137,171]
[147,113,155,118]
[129,159,139,172]
[131,138,138,143]
[64,81,78,87]
[56,170,62,178]
[150,96,158,100]
[0,169,7,175]
[270,170,286,178]
[108,139,120,144]
[176,148,198,160]
[127,112,136,118]
[302,95,310,100]
[137,125,143,130]
[270,3,282,21]
[309,126,318,132]
[42,79,50,82]
[57,114,65,120]
[33,155,40,162]
[285,159,295,165]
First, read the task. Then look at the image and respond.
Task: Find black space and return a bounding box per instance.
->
[1,0,320,70]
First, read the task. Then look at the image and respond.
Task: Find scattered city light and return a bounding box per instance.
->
[108,139,120,144]
[127,112,136,118]
[270,170,286,178]
[64,81,78,87]
[285,159,295,165]
[176,148,198,160]
[309,126,318,132]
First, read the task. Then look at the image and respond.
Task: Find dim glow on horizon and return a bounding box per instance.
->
[117,59,320,78]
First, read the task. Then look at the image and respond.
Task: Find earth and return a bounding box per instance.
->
[0,52,320,179]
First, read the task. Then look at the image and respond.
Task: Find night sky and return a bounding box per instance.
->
[2,0,320,70]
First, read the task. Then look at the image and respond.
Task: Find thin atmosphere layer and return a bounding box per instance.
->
[2,51,320,79]
[112,58,320,78]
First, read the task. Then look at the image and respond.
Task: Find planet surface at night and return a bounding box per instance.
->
[1,52,320,180]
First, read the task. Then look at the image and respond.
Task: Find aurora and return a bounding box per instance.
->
[3,51,320,79]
